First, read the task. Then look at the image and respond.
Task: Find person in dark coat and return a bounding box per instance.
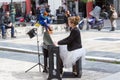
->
[58,16,82,51]
[58,16,86,76]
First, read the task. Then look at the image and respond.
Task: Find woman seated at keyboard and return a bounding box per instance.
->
[58,16,86,76]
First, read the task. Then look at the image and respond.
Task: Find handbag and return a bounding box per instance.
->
[112,11,118,19]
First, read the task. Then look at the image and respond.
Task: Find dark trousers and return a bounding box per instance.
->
[1,25,15,37]
[43,48,48,71]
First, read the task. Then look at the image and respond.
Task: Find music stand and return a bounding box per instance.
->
[25,28,44,73]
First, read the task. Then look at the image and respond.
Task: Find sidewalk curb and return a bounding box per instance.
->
[86,56,120,64]
[0,46,120,64]
[0,46,42,55]
[98,72,120,80]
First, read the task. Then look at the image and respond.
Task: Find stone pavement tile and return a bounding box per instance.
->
[0,51,47,80]
[1,30,120,63]
[2,51,120,80]
[0,58,48,80]
[0,58,111,80]
[0,42,38,51]
[98,72,120,80]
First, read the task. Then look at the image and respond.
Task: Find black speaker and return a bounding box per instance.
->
[27,28,37,38]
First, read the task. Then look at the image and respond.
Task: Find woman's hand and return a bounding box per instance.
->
[54,42,58,46]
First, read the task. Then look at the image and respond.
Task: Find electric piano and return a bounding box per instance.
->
[42,31,61,80]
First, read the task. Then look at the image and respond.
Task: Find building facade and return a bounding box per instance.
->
[65,0,120,17]
[1,0,120,17]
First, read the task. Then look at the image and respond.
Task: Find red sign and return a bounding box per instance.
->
[86,1,93,18]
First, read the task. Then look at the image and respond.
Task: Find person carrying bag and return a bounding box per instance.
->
[109,4,118,31]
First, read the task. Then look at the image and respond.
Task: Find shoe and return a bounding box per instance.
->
[110,29,115,31]
[72,64,78,76]
[11,36,16,38]
[98,26,102,31]
[110,27,115,31]
[73,72,78,76]
[2,36,6,39]
[43,69,48,73]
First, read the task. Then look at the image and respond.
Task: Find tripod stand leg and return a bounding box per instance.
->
[25,28,45,73]
[25,63,40,73]
[25,62,45,73]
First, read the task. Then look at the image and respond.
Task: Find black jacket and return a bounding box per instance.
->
[1,16,12,25]
[58,27,82,51]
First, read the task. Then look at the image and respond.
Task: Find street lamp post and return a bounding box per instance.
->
[75,0,79,15]
[10,0,15,23]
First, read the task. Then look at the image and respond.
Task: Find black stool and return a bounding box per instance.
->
[62,58,82,78]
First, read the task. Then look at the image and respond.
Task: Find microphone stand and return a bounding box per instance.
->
[25,28,44,73]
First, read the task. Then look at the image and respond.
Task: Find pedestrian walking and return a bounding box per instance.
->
[109,4,118,31]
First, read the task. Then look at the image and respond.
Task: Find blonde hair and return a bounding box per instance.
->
[68,16,80,26]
